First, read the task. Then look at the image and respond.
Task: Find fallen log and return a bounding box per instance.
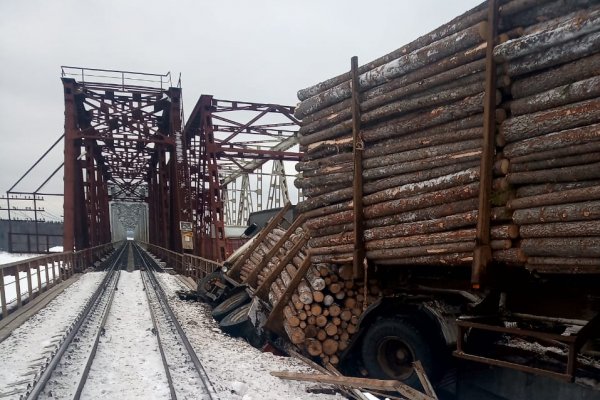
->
[510,152,600,173]
[508,186,600,209]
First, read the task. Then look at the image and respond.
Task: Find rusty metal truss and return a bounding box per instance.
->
[183,96,301,261]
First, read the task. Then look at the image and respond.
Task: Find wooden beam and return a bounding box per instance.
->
[413,361,438,400]
[270,371,434,400]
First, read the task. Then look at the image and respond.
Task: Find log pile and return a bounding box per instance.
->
[498,4,600,273]
[270,261,381,366]
[293,0,599,274]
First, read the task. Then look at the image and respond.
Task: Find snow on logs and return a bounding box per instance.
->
[294,0,600,273]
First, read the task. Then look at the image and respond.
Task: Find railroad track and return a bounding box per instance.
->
[23,243,128,399]
[133,243,216,400]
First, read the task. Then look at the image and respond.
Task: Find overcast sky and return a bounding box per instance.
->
[0,0,481,220]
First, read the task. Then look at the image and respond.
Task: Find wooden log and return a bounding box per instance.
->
[367,241,475,260]
[284,305,300,327]
[296,2,489,100]
[313,291,325,303]
[360,211,477,241]
[298,280,314,305]
[363,139,482,170]
[515,181,600,198]
[302,162,353,178]
[503,122,600,158]
[527,256,600,266]
[367,229,477,251]
[322,338,340,356]
[295,23,487,118]
[521,237,600,257]
[510,75,600,116]
[499,0,592,32]
[511,152,600,173]
[526,264,600,274]
[306,338,323,357]
[507,161,600,185]
[325,323,338,337]
[292,293,304,310]
[500,99,600,144]
[365,198,479,230]
[520,220,600,237]
[511,52,600,99]
[329,304,342,317]
[301,80,486,140]
[284,320,306,345]
[323,295,335,307]
[364,160,481,195]
[505,31,600,77]
[507,186,600,210]
[364,182,480,219]
[305,324,318,339]
[373,252,475,266]
[513,201,600,224]
[493,248,527,264]
[364,167,480,206]
[296,152,353,172]
[510,142,600,166]
[494,7,600,62]
[311,304,323,317]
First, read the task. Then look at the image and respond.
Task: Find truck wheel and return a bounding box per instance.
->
[219,302,252,334]
[361,318,434,388]
[212,291,250,321]
[197,272,226,304]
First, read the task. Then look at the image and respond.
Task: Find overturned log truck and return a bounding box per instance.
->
[199,0,600,394]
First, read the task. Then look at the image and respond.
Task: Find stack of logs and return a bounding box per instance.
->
[293,0,599,270]
[496,4,600,272]
[272,262,380,366]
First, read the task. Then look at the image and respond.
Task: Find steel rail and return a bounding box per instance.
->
[133,243,217,399]
[26,244,128,399]
[73,268,122,399]
[140,263,178,400]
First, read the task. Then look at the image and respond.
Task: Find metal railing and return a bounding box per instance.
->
[0,242,116,318]
[61,66,172,90]
[143,243,222,283]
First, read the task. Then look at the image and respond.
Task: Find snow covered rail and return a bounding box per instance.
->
[0,243,115,319]
[24,244,127,399]
[134,243,217,399]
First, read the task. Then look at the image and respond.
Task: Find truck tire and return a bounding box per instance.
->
[197,272,226,304]
[361,318,434,388]
[219,302,252,334]
[212,291,250,321]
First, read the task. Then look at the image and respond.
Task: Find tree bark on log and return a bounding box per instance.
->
[373,252,474,266]
[500,98,600,144]
[512,200,600,224]
[493,248,528,264]
[527,256,600,266]
[367,229,477,251]
[511,149,600,173]
[511,52,600,99]
[507,161,600,184]
[294,23,487,118]
[493,7,600,62]
[510,142,600,167]
[508,186,600,210]
[521,237,600,257]
[520,220,600,237]
[505,31,600,77]
[515,181,600,198]
[366,241,475,260]
[509,75,600,116]
[503,122,600,159]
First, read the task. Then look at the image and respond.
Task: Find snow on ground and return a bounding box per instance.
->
[157,272,343,400]
[81,271,170,399]
[0,272,106,399]
[0,251,38,265]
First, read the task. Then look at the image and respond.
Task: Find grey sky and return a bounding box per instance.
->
[0,0,481,220]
